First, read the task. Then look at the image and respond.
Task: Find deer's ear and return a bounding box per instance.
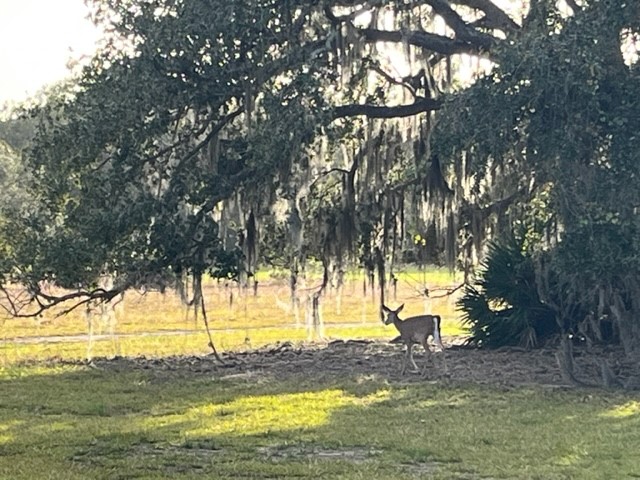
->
[397,304,405,313]
[382,304,390,312]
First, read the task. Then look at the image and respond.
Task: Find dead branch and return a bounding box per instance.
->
[0,284,126,319]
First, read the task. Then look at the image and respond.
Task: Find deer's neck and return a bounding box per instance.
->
[393,317,403,333]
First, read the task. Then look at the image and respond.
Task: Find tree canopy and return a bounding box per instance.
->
[1,0,639,359]
[436,0,640,353]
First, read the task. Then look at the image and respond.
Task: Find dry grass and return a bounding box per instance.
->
[0,268,466,364]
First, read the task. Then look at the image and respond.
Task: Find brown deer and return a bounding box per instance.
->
[382,304,446,375]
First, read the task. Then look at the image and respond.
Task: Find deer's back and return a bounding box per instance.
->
[395,316,436,342]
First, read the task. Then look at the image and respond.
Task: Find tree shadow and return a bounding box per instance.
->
[0,344,639,479]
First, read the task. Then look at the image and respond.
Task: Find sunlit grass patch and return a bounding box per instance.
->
[601,400,640,418]
[1,269,463,340]
[0,420,21,445]
[146,388,391,439]
[1,320,466,366]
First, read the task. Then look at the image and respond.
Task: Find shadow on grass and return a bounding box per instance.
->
[0,359,639,479]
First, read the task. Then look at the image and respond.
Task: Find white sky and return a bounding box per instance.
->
[0,0,101,106]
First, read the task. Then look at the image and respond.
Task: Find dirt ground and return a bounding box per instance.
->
[81,337,638,389]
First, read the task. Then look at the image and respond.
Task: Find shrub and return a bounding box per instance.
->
[458,237,558,348]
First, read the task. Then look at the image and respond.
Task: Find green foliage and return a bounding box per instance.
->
[0,116,36,150]
[458,237,557,348]
[0,141,40,282]
[439,1,640,350]
[2,0,336,298]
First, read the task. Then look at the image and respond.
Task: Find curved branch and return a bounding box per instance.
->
[333,97,442,119]
[452,0,521,31]
[361,27,486,55]
[371,64,417,97]
[425,0,495,49]
[181,108,243,164]
[0,284,126,318]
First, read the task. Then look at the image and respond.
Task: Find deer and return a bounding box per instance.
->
[382,304,447,375]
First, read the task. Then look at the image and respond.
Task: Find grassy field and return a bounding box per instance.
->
[0,267,466,364]
[0,361,639,479]
[2,268,637,479]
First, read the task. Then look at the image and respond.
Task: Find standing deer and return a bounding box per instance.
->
[382,304,446,375]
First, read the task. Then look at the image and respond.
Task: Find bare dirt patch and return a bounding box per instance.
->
[76,337,637,389]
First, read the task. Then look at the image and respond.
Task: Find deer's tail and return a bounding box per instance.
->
[433,315,444,348]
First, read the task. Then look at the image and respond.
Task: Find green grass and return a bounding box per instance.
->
[0,269,637,478]
[0,364,638,479]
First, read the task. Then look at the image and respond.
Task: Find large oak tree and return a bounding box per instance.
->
[2,0,639,365]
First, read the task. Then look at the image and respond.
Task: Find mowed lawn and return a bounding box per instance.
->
[0,363,639,479]
[1,269,639,479]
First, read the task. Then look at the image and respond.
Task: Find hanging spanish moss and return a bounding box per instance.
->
[232,0,513,302]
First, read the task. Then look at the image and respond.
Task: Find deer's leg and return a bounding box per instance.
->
[407,343,419,372]
[399,342,411,375]
[439,346,449,375]
[420,341,433,376]
[433,335,449,375]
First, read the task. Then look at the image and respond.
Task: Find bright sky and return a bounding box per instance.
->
[0,0,101,106]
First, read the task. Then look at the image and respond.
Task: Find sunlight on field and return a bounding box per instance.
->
[601,401,640,418]
[145,388,391,439]
[0,324,467,366]
[0,269,466,364]
[0,421,20,445]
[553,451,584,467]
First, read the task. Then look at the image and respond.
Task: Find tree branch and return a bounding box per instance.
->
[564,0,581,13]
[0,284,126,318]
[451,0,521,31]
[180,108,244,165]
[424,0,495,50]
[360,27,485,56]
[369,63,417,97]
[333,97,442,119]
[323,2,373,25]
[309,167,350,190]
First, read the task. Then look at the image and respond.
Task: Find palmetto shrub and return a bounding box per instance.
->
[458,237,558,348]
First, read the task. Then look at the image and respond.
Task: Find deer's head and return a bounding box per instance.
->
[381,303,404,325]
